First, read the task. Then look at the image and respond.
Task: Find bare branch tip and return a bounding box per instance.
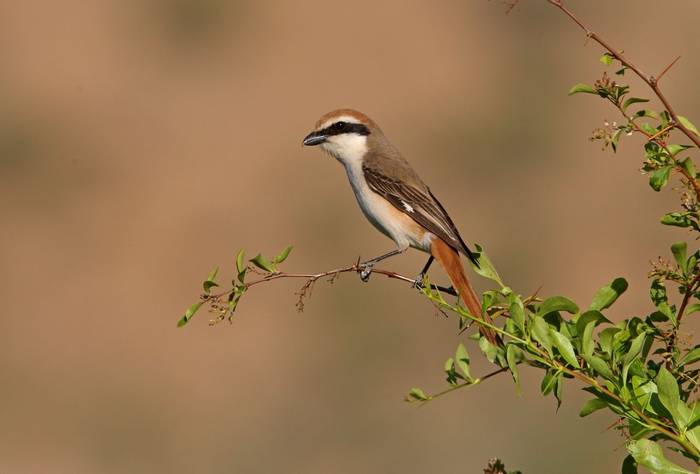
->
[656,55,682,84]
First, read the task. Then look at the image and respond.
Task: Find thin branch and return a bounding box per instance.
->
[657,56,682,84]
[546,0,700,149]
[207,260,459,320]
[410,367,509,404]
[212,265,438,297]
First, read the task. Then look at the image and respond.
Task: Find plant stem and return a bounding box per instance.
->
[546,0,700,149]
[417,367,509,403]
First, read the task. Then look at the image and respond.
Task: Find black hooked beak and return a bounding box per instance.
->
[302,130,327,146]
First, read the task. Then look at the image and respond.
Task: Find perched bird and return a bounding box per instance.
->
[302,109,498,343]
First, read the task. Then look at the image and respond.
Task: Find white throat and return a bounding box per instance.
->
[321,133,368,166]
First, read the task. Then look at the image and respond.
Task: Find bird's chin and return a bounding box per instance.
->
[320,143,338,159]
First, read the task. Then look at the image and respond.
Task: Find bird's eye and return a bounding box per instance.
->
[333,121,346,131]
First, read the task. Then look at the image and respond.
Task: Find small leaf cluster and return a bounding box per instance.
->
[570,55,700,233]
[176,245,293,327]
[483,458,523,474]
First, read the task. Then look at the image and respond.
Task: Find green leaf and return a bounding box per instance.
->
[624,333,647,366]
[443,357,454,372]
[509,299,525,335]
[611,128,623,152]
[206,266,219,282]
[583,354,616,382]
[478,336,499,363]
[203,266,219,293]
[472,244,504,287]
[589,278,628,312]
[538,296,579,316]
[600,53,614,65]
[688,401,700,430]
[679,346,700,367]
[660,111,672,126]
[679,158,697,182]
[661,212,695,229]
[668,144,694,157]
[554,371,563,409]
[227,287,245,317]
[455,343,472,381]
[650,280,675,324]
[627,439,693,474]
[236,249,245,273]
[685,401,700,452]
[551,330,580,368]
[568,83,597,95]
[532,316,553,355]
[598,327,621,355]
[506,344,522,389]
[635,109,658,119]
[540,369,558,395]
[203,280,219,293]
[649,165,673,192]
[271,245,293,264]
[177,301,203,327]
[443,357,458,385]
[641,122,656,135]
[576,310,610,333]
[671,242,688,273]
[249,253,275,273]
[407,388,428,401]
[235,250,247,284]
[622,97,649,112]
[650,279,668,306]
[581,321,596,357]
[579,398,607,417]
[657,367,683,427]
[678,116,700,137]
[684,303,700,318]
[622,333,647,384]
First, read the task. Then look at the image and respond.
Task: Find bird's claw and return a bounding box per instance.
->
[359,262,374,282]
[413,273,426,291]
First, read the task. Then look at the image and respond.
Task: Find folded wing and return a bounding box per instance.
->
[362,164,479,267]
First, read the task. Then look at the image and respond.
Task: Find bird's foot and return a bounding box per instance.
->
[413,274,457,296]
[413,273,426,291]
[358,262,374,282]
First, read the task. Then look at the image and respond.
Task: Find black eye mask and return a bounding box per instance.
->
[323,121,370,137]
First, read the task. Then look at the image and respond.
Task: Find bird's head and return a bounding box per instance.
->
[302,109,378,164]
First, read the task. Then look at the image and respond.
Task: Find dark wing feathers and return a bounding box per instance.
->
[362,166,480,267]
[426,188,480,267]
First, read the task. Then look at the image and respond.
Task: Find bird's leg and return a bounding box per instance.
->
[358,248,404,282]
[413,256,434,289]
[412,255,457,296]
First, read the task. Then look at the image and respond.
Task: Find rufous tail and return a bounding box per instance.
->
[431,238,499,345]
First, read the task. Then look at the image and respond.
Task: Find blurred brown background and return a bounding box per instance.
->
[2,1,700,472]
